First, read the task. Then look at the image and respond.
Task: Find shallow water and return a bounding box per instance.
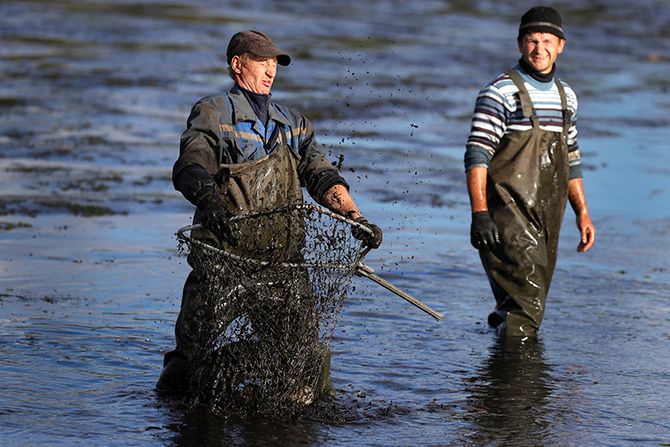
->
[1,0,669,446]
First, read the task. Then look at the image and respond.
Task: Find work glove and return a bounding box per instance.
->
[197,181,235,246]
[470,211,500,251]
[352,216,383,249]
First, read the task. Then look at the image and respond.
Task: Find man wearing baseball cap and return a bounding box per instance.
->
[158,30,382,396]
[464,7,596,336]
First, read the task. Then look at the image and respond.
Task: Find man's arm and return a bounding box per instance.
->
[467,167,488,212]
[568,178,596,253]
[293,115,359,217]
[173,101,222,187]
[293,116,351,200]
[172,101,224,207]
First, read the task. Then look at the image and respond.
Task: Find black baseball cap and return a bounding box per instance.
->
[226,30,291,66]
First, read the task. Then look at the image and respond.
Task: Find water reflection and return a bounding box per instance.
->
[160,403,323,447]
[463,337,555,446]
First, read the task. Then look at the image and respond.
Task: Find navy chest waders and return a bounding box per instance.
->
[480,70,571,337]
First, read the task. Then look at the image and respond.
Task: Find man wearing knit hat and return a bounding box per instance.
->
[464,7,596,337]
[157,30,382,395]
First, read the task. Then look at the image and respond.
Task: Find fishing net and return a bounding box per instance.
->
[175,203,371,418]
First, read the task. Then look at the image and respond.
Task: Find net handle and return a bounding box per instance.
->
[222,203,372,232]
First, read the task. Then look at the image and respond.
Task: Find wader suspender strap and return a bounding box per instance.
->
[554,79,572,141]
[507,70,539,128]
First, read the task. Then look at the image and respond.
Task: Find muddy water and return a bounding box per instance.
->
[1,0,669,445]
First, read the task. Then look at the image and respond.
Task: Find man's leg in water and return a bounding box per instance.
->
[157,270,204,394]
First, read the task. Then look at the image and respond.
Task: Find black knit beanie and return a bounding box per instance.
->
[518,6,565,40]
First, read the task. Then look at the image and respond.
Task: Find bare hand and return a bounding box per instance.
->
[576,213,596,253]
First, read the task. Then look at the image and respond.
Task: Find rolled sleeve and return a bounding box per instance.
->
[568,163,583,180]
[464,144,493,172]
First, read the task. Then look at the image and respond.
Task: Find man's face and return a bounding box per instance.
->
[518,32,565,74]
[231,54,278,94]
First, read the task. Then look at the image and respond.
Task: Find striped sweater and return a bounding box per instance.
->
[465,64,582,179]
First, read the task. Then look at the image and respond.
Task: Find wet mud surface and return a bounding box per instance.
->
[1,1,669,446]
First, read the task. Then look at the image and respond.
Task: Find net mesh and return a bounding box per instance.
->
[176,204,369,418]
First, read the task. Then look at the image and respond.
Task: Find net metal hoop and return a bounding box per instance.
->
[175,203,373,269]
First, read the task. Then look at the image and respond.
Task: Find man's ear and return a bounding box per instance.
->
[230,55,242,74]
[557,38,566,55]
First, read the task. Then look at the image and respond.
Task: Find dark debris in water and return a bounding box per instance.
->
[0,288,80,304]
[41,199,124,216]
[0,221,32,231]
[0,196,124,217]
[0,159,176,217]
